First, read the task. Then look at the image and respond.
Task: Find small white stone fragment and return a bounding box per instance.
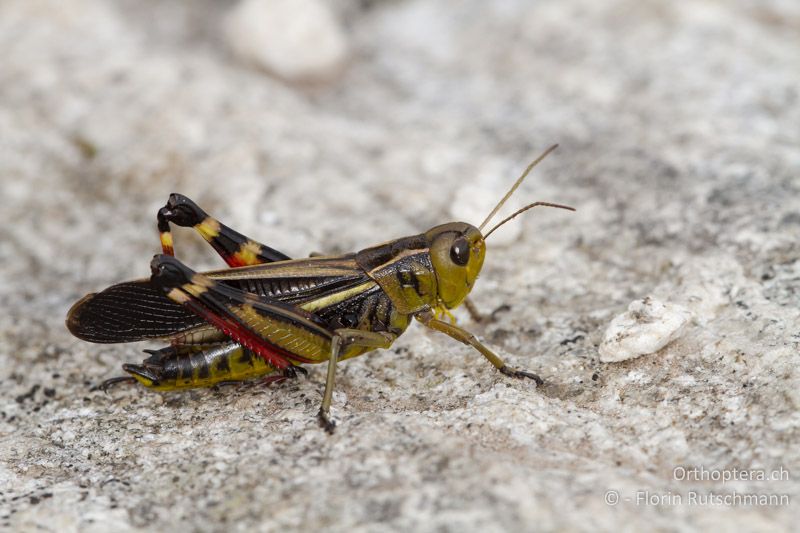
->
[223,0,349,82]
[599,298,692,363]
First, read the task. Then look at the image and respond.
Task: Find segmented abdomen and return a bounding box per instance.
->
[124,342,275,390]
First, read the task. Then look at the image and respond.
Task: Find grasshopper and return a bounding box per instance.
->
[67,145,574,432]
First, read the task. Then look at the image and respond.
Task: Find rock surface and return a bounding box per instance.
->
[224,0,349,82]
[1,0,798,531]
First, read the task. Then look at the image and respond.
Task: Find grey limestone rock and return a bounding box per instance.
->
[1,0,798,531]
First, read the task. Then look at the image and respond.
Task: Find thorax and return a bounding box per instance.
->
[355,235,438,315]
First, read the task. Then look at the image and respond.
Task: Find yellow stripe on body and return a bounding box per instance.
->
[369,248,430,275]
[300,281,377,312]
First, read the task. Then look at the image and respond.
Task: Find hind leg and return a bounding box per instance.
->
[157,193,291,266]
[90,347,171,392]
[258,365,308,386]
[90,376,137,392]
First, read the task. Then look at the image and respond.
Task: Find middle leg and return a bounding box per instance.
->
[318,329,396,433]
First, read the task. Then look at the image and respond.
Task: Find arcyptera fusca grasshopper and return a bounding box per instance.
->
[67,145,574,432]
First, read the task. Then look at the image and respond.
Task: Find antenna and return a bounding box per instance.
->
[478,144,559,232]
[484,202,575,239]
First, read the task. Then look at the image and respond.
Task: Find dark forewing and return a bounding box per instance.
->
[66,256,369,343]
[66,280,205,343]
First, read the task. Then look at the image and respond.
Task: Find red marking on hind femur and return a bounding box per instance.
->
[178,295,316,367]
[226,255,249,268]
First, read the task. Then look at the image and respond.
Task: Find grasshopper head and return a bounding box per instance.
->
[426,222,486,309]
[424,146,575,312]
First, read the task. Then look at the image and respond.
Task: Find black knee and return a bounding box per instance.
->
[159,193,207,227]
[150,254,194,289]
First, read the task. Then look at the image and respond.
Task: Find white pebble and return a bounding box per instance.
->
[223,0,349,82]
[599,298,692,363]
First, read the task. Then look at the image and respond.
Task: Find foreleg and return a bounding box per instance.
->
[318,329,396,433]
[416,310,543,385]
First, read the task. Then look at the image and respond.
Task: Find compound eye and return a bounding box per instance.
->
[449,237,470,266]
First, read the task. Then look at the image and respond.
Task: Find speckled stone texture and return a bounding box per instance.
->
[1,1,798,531]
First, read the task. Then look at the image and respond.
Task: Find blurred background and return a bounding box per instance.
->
[1,1,798,531]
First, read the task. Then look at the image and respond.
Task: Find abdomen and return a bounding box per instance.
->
[123,343,276,391]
